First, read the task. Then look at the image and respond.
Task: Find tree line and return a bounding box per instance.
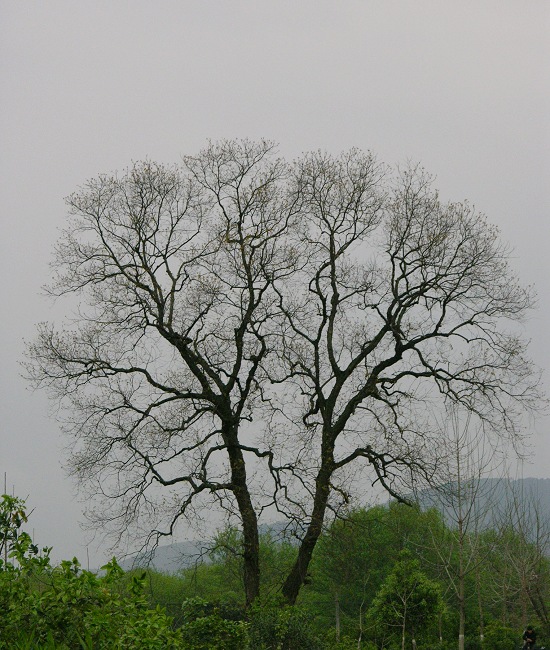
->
[1,491,547,649]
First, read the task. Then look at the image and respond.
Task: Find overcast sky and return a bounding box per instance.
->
[1,1,549,567]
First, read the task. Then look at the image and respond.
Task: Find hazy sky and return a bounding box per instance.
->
[1,1,549,566]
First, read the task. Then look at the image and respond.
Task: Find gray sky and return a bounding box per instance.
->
[1,1,549,567]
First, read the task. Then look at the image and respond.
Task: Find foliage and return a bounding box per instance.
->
[179,597,248,650]
[1,555,182,649]
[319,628,373,650]
[3,490,549,649]
[305,503,446,640]
[0,495,182,649]
[177,526,297,606]
[127,567,188,627]
[0,494,38,567]
[481,620,518,650]
[248,597,323,650]
[367,550,445,647]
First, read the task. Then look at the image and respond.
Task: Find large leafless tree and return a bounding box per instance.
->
[26,141,540,606]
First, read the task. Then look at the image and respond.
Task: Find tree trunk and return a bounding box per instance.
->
[521,572,528,625]
[358,593,366,650]
[476,564,484,645]
[458,583,465,650]
[501,581,507,626]
[282,460,333,604]
[457,480,465,650]
[402,602,407,650]
[224,425,260,606]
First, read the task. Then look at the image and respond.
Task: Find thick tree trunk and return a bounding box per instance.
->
[224,425,260,607]
[282,461,333,604]
[238,492,260,607]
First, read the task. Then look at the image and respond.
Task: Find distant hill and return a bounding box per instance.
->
[118,521,301,574]
[119,478,550,573]
[119,539,210,573]
[415,477,550,535]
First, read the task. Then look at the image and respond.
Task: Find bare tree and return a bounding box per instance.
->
[267,153,540,603]
[26,140,301,605]
[419,407,501,650]
[26,142,540,606]
[489,479,550,633]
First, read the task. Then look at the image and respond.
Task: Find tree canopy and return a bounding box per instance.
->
[367,550,444,650]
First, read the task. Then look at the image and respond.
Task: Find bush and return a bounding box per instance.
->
[482,621,517,650]
[319,628,368,650]
[0,556,183,649]
[179,598,249,650]
[0,496,183,649]
[248,598,323,650]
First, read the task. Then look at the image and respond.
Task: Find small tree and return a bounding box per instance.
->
[307,502,446,645]
[421,407,501,650]
[367,551,444,650]
[489,480,550,634]
[308,506,391,644]
[0,494,33,568]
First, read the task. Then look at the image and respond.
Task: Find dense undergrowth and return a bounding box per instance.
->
[1,494,548,649]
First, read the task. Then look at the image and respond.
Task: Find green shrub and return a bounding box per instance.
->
[319,628,367,650]
[0,556,183,649]
[179,597,248,650]
[482,620,517,650]
[0,496,183,649]
[248,598,323,650]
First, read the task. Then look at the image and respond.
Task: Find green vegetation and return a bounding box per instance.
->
[1,493,548,649]
[367,551,444,650]
[0,494,181,649]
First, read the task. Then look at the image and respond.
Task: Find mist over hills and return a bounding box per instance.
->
[118,521,296,574]
[119,540,209,574]
[415,477,550,529]
[119,478,550,574]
